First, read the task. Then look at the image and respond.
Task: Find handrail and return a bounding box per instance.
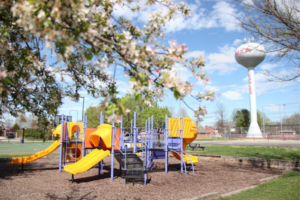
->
[171,150,187,177]
[181,150,195,176]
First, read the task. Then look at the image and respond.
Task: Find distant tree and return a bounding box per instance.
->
[177,108,190,118]
[282,113,300,125]
[4,118,13,127]
[12,123,19,132]
[121,95,151,129]
[139,107,171,129]
[26,114,39,128]
[214,102,227,130]
[232,109,251,127]
[233,109,269,127]
[257,110,271,126]
[85,104,106,128]
[193,118,204,133]
[168,107,176,118]
[234,0,300,82]
[15,114,27,124]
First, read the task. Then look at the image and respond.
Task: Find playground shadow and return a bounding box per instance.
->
[45,191,98,200]
[70,172,111,184]
[218,162,280,175]
[149,163,197,174]
[0,161,58,180]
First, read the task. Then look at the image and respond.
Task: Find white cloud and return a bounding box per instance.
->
[233,39,242,46]
[116,80,133,94]
[112,4,138,20]
[164,1,242,32]
[289,94,297,98]
[264,104,280,112]
[259,63,279,70]
[184,51,205,59]
[113,0,242,33]
[204,85,223,92]
[204,44,239,74]
[173,65,194,82]
[222,90,243,100]
[210,1,243,32]
[241,70,295,95]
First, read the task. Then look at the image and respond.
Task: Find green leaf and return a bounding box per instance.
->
[173,88,180,100]
[84,51,93,60]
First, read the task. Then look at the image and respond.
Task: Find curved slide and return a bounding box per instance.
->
[168,118,198,164]
[64,124,112,175]
[11,140,60,164]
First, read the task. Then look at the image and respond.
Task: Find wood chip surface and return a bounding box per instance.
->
[0,157,280,200]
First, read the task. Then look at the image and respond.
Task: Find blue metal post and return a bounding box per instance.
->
[165,114,168,174]
[99,112,103,174]
[82,115,87,157]
[99,137,102,176]
[144,145,148,185]
[124,145,127,183]
[63,115,69,167]
[59,114,64,172]
[119,114,123,174]
[120,115,123,149]
[151,116,154,148]
[130,120,133,148]
[180,117,183,174]
[133,112,136,153]
[148,118,151,148]
[111,111,115,181]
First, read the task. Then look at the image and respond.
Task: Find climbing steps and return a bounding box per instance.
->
[114,150,147,180]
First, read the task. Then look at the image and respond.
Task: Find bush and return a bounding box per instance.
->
[24,128,43,139]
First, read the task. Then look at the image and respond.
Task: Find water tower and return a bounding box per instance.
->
[235,39,266,138]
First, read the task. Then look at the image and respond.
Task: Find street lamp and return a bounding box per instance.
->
[283,104,286,130]
[80,97,85,121]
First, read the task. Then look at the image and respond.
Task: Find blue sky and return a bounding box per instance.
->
[5,0,300,127]
[59,0,300,126]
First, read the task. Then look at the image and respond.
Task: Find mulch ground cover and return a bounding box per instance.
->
[0,156,280,200]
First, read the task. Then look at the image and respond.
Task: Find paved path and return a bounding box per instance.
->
[194,140,300,147]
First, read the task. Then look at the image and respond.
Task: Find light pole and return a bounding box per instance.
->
[80,97,85,121]
[283,104,286,130]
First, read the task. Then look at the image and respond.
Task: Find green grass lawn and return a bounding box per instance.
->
[0,142,60,157]
[220,170,300,200]
[186,145,300,161]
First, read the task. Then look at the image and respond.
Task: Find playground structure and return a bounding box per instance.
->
[12,112,199,184]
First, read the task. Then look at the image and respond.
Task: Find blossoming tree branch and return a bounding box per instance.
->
[0,0,216,123]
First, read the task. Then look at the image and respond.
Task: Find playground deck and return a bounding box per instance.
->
[0,157,280,200]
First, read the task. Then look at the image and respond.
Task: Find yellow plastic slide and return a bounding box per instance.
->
[168,118,198,164]
[64,149,110,175]
[11,140,60,164]
[63,124,112,175]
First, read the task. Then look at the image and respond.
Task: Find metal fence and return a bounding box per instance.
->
[262,102,300,134]
[212,126,300,141]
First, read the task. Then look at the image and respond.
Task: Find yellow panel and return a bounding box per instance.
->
[90,124,112,149]
[11,140,60,164]
[67,122,83,140]
[168,118,198,164]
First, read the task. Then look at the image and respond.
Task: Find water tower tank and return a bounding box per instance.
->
[235,42,266,138]
[235,43,266,68]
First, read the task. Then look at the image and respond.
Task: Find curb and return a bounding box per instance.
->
[181,192,219,200]
[221,185,258,198]
[256,175,279,184]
